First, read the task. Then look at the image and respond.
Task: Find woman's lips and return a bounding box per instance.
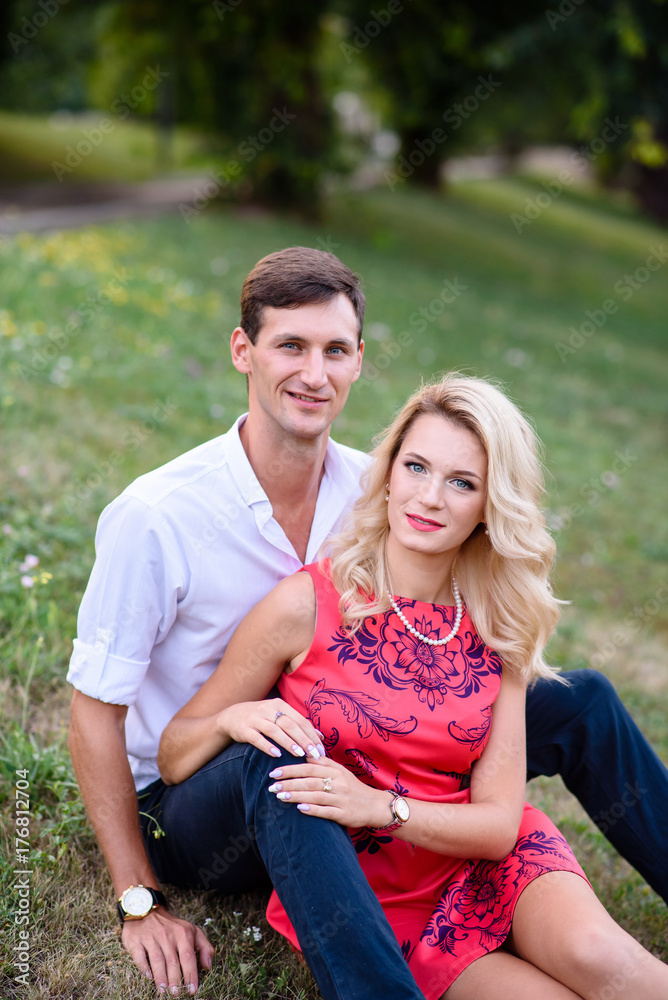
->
[406,513,443,532]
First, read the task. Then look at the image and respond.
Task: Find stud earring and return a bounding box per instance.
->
[385,483,390,502]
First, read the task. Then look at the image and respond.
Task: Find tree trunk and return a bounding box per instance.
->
[397,127,444,188]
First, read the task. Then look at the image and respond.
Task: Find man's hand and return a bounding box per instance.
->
[121,907,214,996]
[69,692,214,994]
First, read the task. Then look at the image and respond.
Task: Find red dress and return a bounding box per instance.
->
[266,564,588,998]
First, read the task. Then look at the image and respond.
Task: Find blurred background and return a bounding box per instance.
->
[0,2,667,998]
[1,0,668,218]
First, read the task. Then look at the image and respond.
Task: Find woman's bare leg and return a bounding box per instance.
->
[508,871,668,999]
[442,949,582,1000]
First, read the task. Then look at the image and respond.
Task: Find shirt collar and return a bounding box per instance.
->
[321,435,362,501]
[224,413,271,508]
[224,414,361,515]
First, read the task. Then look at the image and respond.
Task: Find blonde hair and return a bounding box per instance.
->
[326,373,564,684]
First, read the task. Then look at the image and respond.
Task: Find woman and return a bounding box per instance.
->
[159,374,668,999]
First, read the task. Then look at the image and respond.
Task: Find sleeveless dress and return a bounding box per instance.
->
[266,564,589,998]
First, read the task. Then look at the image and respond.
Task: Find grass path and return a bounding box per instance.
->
[0,178,666,997]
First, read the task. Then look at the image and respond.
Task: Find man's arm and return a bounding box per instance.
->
[158,573,319,784]
[69,690,214,995]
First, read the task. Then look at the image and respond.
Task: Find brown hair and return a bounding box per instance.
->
[240,246,365,344]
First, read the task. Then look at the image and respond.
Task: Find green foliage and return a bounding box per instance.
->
[1,0,667,215]
[0,0,101,112]
[86,1,339,214]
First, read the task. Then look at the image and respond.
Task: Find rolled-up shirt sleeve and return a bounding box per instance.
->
[67,494,188,706]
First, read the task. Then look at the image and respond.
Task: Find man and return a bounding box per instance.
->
[69,246,668,998]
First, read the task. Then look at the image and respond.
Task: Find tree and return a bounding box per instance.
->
[89,0,336,216]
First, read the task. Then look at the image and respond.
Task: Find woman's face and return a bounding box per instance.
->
[387,413,487,560]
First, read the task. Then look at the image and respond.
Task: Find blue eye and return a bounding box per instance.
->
[452,478,473,490]
[406,462,426,474]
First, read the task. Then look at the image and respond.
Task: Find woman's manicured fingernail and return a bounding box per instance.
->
[277,791,291,800]
[268,768,283,778]
[297,803,310,812]
[268,782,282,792]
[270,746,282,757]
[317,743,326,757]
[307,744,319,758]
[291,744,305,756]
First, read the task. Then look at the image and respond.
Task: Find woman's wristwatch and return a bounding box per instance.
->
[371,790,410,833]
[117,885,167,924]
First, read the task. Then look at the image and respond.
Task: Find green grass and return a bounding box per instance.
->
[0,110,220,182]
[0,176,666,997]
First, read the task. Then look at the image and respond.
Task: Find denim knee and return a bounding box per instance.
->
[558,670,623,740]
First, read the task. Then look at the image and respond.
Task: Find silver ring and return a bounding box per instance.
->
[274,711,284,722]
[322,777,332,793]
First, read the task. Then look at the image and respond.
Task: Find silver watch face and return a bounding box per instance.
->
[394,796,410,823]
[122,886,153,916]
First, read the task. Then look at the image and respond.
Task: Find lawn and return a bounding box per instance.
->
[0,176,666,998]
[0,110,215,183]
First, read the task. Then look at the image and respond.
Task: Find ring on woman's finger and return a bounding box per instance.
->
[274,711,284,722]
[322,776,333,793]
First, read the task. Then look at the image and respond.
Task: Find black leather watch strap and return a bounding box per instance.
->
[117,886,167,924]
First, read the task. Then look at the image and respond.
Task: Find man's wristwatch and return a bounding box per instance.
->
[371,790,410,833]
[117,885,167,924]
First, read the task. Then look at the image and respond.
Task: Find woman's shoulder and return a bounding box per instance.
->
[300,559,339,597]
[272,568,317,601]
[257,572,318,636]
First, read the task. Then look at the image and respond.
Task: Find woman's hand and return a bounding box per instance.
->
[266,755,394,829]
[217,698,326,760]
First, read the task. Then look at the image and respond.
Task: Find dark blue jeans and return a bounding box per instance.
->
[139,740,424,1000]
[139,669,668,999]
[525,669,668,903]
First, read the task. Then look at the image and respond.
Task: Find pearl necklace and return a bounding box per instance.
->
[388,575,463,646]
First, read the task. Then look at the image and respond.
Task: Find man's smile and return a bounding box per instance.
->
[286,390,329,404]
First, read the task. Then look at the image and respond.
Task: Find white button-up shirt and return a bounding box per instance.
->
[67,415,368,790]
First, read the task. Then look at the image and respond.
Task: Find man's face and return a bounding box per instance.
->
[231,294,364,443]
